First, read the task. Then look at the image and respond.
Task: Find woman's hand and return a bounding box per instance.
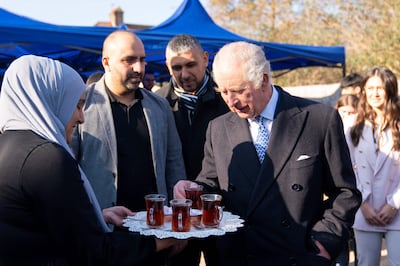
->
[378,204,398,225]
[361,201,385,226]
[102,206,135,227]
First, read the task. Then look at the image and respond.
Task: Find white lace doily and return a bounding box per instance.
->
[123,211,244,239]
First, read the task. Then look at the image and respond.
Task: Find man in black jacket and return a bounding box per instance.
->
[156,34,229,266]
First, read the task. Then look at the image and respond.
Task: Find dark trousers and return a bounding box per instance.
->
[334,229,357,266]
[167,238,218,266]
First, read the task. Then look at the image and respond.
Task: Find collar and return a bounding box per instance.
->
[258,85,279,120]
[105,86,143,105]
[167,74,217,103]
[173,72,210,97]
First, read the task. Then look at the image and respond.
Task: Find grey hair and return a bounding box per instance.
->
[213,41,271,89]
[166,34,204,55]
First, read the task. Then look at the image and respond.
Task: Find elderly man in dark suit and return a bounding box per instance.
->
[174,41,362,266]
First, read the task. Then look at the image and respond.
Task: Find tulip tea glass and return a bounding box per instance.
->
[170,199,192,232]
[144,194,166,228]
[200,194,223,228]
[184,184,203,210]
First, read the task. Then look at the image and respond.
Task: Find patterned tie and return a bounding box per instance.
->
[254,116,270,162]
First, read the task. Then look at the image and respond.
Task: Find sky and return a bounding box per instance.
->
[0,0,207,27]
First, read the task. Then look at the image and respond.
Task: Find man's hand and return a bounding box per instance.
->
[102,206,135,227]
[174,180,198,199]
[314,240,331,260]
[155,238,188,256]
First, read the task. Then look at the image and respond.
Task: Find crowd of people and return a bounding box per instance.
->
[0,29,398,266]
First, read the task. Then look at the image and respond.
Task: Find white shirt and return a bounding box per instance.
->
[248,85,279,142]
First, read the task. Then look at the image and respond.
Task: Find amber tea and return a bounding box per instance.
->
[145,194,165,228]
[200,194,223,228]
[184,185,203,209]
[170,199,192,232]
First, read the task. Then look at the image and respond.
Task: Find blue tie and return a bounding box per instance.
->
[254,116,270,162]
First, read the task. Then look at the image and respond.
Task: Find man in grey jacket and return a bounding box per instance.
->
[70,30,186,220]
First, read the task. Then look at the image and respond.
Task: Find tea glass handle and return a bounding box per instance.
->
[149,207,154,225]
[178,211,183,231]
[216,206,223,223]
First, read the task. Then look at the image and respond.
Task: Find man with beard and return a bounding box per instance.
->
[157,34,229,266]
[70,30,186,264]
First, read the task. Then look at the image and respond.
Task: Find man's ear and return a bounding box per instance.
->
[263,73,270,86]
[102,57,110,72]
[203,51,209,67]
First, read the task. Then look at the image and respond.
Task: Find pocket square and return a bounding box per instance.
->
[296,155,310,161]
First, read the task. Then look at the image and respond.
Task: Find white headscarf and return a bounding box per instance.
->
[0,55,110,232]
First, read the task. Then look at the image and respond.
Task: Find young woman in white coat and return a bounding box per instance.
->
[344,66,400,266]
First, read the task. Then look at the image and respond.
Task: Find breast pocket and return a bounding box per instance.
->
[287,154,321,187]
[290,154,319,169]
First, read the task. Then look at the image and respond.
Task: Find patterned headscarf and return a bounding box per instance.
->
[0,55,110,232]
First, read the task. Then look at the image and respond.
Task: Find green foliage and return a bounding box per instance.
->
[206,0,400,85]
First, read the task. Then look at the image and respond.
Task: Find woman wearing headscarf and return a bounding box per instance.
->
[0,55,185,265]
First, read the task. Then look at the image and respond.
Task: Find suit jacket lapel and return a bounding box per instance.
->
[141,92,161,157]
[246,90,307,216]
[93,82,118,170]
[359,122,391,175]
[225,114,262,186]
[374,129,392,175]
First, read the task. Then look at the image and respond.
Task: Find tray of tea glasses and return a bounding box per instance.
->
[123,207,244,239]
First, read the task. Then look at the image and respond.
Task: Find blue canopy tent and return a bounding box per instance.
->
[0,0,346,80]
[136,0,346,78]
[0,8,116,77]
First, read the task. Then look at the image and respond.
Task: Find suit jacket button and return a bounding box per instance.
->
[291,184,303,191]
[281,219,291,228]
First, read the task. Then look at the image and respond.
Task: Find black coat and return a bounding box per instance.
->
[156,78,229,180]
[196,87,362,266]
[0,130,156,266]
